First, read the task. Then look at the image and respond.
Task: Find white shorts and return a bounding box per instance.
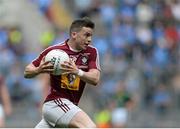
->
[35,98,82,128]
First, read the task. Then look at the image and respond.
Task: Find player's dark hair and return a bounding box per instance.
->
[69,17,95,35]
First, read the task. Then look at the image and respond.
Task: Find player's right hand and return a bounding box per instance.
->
[38,57,54,74]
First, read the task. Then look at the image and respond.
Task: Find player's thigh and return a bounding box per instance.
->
[43,98,81,127]
[69,110,96,128]
[35,118,52,128]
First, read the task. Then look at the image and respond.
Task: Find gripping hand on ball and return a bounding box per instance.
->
[60,60,79,75]
[38,57,54,74]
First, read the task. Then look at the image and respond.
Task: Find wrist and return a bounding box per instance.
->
[77,69,84,77]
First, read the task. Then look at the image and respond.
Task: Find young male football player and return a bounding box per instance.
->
[24,17,101,128]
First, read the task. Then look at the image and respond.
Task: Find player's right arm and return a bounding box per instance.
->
[24,59,54,78]
[24,47,55,78]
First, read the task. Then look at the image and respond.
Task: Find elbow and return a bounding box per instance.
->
[24,66,31,78]
[24,72,34,79]
[91,78,99,86]
[92,82,98,86]
[24,65,38,79]
[24,70,33,79]
[91,74,100,86]
[24,75,29,79]
[24,74,33,79]
[24,72,30,78]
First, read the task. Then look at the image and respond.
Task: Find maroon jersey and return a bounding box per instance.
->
[32,39,100,105]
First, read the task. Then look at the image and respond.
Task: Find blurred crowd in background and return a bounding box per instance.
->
[0,0,180,127]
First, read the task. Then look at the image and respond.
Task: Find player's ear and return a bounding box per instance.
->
[71,32,77,38]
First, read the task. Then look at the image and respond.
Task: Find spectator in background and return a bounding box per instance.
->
[0,73,12,127]
[94,107,111,128]
[94,101,115,128]
[111,80,134,128]
[152,83,172,116]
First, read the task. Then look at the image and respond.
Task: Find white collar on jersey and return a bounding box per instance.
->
[69,45,81,52]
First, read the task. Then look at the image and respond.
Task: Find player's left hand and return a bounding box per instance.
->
[60,60,79,75]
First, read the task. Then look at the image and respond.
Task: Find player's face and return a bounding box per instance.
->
[74,27,93,50]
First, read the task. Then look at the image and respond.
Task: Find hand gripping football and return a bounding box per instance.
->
[45,49,70,75]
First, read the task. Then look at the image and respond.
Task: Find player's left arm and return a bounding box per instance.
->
[77,68,100,86]
[61,48,101,86]
[61,62,100,86]
[80,48,101,85]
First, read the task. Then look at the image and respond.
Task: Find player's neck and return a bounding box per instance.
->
[67,39,81,52]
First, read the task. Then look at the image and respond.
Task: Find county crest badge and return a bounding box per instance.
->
[81,56,88,65]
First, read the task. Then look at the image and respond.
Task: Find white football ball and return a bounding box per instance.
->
[45,49,70,75]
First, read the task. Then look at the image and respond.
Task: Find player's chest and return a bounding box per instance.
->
[69,53,90,71]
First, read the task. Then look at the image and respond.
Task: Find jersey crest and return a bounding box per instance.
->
[81,55,88,65]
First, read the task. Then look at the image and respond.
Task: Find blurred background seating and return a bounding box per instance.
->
[0,0,180,127]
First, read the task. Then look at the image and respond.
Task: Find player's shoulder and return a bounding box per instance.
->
[42,41,67,53]
[86,45,99,53]
[47,41,66,50]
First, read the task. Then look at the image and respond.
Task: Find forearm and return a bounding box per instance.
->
[24,64,40,78]
[77,69,100,86]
